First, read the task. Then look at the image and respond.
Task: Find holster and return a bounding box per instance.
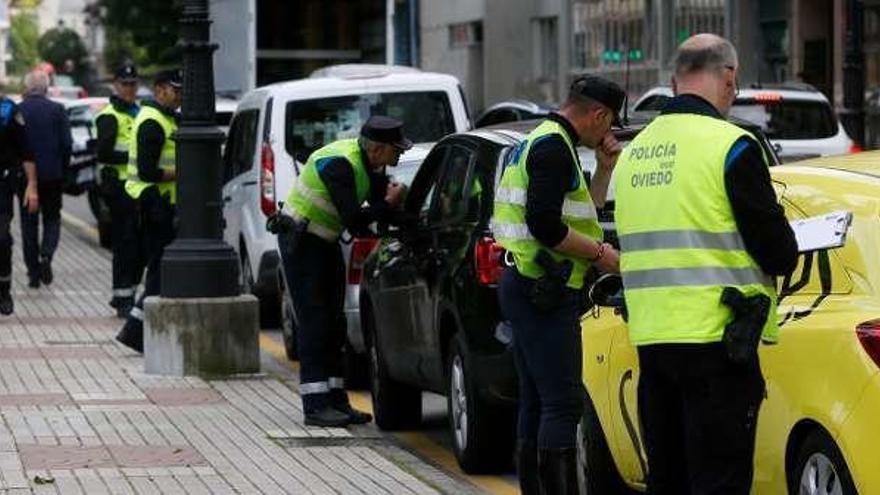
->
[720,287,771,366]
[529,250,574,312]
[279,218,308,261]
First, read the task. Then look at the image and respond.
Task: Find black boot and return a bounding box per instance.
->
[330,389,372,424]
[304,406,351,427]
[113,298,134,319]
[516,442,541,495]
[538,448,579,495]
[116,319,144,353]
[0,283,12,316]
[39,258,53,285]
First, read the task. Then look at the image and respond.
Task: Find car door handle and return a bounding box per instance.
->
[223,196,232,203]
[242,180,257,187]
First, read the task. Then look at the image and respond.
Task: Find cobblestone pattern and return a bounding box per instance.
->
[0,225,472,493]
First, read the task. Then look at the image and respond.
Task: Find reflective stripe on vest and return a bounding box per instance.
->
[95,103,138,179]
[492,119,602,290]
[125,105,177,203]
[614,113,779,345]
[285,139,370,241]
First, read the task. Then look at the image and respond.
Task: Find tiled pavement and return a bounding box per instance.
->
[0,222,485,494]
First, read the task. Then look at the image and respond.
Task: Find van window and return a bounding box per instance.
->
[730,99,838,140]
[222,109,260,182]
[285,91,455,161]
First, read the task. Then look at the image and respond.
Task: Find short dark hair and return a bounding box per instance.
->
[563,93,604,113]
[673,39,737,77]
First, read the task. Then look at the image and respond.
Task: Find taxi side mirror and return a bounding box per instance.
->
[589,273,624,308]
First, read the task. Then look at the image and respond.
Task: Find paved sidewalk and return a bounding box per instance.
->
[0,222,485,494]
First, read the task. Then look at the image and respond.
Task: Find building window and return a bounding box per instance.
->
[572,0,652,71]
[673,0,726,44]
[533,17,559,81]
[449,21,482,49]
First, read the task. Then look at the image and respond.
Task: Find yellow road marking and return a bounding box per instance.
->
[258,333,519,495]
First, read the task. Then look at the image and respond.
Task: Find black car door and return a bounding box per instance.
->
[371,145,449,384]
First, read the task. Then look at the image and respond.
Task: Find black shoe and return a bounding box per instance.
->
[333,403,373,425]
[516,442,540,495]
[28,276,40,289]
[40,261,53,285]
[0,292,12,316]
[115,320,144,353]
[538,448,579,495]
[304,407,351,427]
[116,303,133,319]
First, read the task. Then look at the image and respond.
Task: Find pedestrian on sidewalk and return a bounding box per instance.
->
[116,69,182,353]
[95,64,143,318]
[0,91,39,315]
[268,116,410,427]
[17,70,72,289]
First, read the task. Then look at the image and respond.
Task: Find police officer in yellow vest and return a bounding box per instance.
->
[116,69,182,353]
[614,34,797,494]
[272,116,409,427]
[95,63,142,318]
[493,75,624,494]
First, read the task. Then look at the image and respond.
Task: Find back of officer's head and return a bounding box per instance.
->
[24,70,50,96]
[672,33,739,115]
[559,75,623,149]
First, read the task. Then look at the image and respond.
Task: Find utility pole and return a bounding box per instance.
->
[842,0,865,146]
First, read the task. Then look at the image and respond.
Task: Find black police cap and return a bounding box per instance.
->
[154,68,183,89]
[570,74,626,126]
[114,64,138,82]
[360,115,413,150]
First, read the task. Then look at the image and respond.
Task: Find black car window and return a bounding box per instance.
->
[730,99,838,140]
[405,145,449,219]
[476,108,520,128]
[635,94,671,111]
[222,109,260,182]
[430,145,477,224]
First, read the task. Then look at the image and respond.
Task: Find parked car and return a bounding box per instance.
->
[49,74,88,100]
[578,152,880,495]
[633,83,857,162]
[475,99,555,128]
[360,116,780,474]
[221,65,472,330]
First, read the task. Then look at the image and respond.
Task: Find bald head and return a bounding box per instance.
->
[671,34,739,116]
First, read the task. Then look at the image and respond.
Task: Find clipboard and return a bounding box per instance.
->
[790,211,853,253]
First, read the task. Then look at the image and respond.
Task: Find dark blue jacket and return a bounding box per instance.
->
[18,94,72,181]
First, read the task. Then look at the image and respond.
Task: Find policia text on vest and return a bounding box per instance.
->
[626,142,676,188]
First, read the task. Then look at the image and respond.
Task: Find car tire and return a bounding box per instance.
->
[344,342,370,390]
[365,304,421,430]
[789,429,857,495]
[576,391,627,495]
[239,246,280,329]
[280,281,298,361]
[447,333,515,474]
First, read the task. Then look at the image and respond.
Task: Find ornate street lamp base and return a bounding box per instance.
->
[161,239,240,298]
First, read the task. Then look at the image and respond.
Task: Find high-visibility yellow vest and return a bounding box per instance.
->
[492,119,603,290]
[125,104,177,204]
[614,113,778,345]
[95,101,138,179]
[286,139,370,241]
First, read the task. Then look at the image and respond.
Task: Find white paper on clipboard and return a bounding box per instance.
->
[790,211,853,253]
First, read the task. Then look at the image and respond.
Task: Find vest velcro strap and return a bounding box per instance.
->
[620,230,746,252]
[496,187,597,220]
[491,222,533,241]
[294,180,339,217]
[623,266,770,289]
[114,145,129,153]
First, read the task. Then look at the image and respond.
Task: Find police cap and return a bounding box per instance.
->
[154,68,183,89]
[569,74,626,127]
[114,64,138,83]
[360,115,413,151]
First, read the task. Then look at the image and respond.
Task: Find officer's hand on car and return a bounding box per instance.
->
[596,134,623,172]
[591,241,620,274]
[266,212,297,234]
[385,182,407,208]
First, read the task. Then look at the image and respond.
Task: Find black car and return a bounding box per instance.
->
[360,118,780,474]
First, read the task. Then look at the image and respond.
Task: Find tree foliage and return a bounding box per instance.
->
[8,11,39,75]
[38,27,88,71]
[98,0,182,71]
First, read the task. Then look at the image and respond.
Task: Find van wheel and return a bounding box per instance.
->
[365,305,421,430]
[790,429,857,495]
[447,334,514,473]
[577,391,627,494]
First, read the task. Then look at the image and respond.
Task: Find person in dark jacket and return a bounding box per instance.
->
[0,92,38,315]
[17,70,72,288]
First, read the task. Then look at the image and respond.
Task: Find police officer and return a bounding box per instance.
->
[613,34,797,494]
[493,76,624,494]
[116,69,182,352]
[95,64,142,318]
[272,116,409,427]
[0,93,38,315]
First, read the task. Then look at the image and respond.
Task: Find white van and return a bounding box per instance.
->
[221,65,471,330]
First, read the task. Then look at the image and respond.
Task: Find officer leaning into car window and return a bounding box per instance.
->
[0,91,38,316]
[268,116,409,427]
[95,63,142,319]
[492,75,624,494]
[613,34,798,495]
[116,69,182,353]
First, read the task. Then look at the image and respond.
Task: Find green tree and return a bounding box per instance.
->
[8,11,39,75]
[98,0,182,71]
[37,27,88,73]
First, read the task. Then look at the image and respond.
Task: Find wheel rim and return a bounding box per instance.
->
[799,453,844,495]
[576,421,589,495]
[450,355,468,452]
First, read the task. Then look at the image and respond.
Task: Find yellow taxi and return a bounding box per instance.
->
[578,152,880,495]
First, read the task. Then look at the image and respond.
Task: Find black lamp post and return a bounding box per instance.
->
[842,0,866,147]
[161,0,239,298]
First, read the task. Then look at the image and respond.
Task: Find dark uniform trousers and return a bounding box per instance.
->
[637,343,765,495]
[278,230,347,413]
[19,179,62,279]
[0,170,17,288]
[499,267,584,449]
[102,171,143,301]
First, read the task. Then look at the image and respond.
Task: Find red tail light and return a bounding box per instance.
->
[260,142,276,216]
[348,237,380,284]
[474,237,505,285]
[857,320,880,368]
[78,88,88,99]
[849,144,863,154]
